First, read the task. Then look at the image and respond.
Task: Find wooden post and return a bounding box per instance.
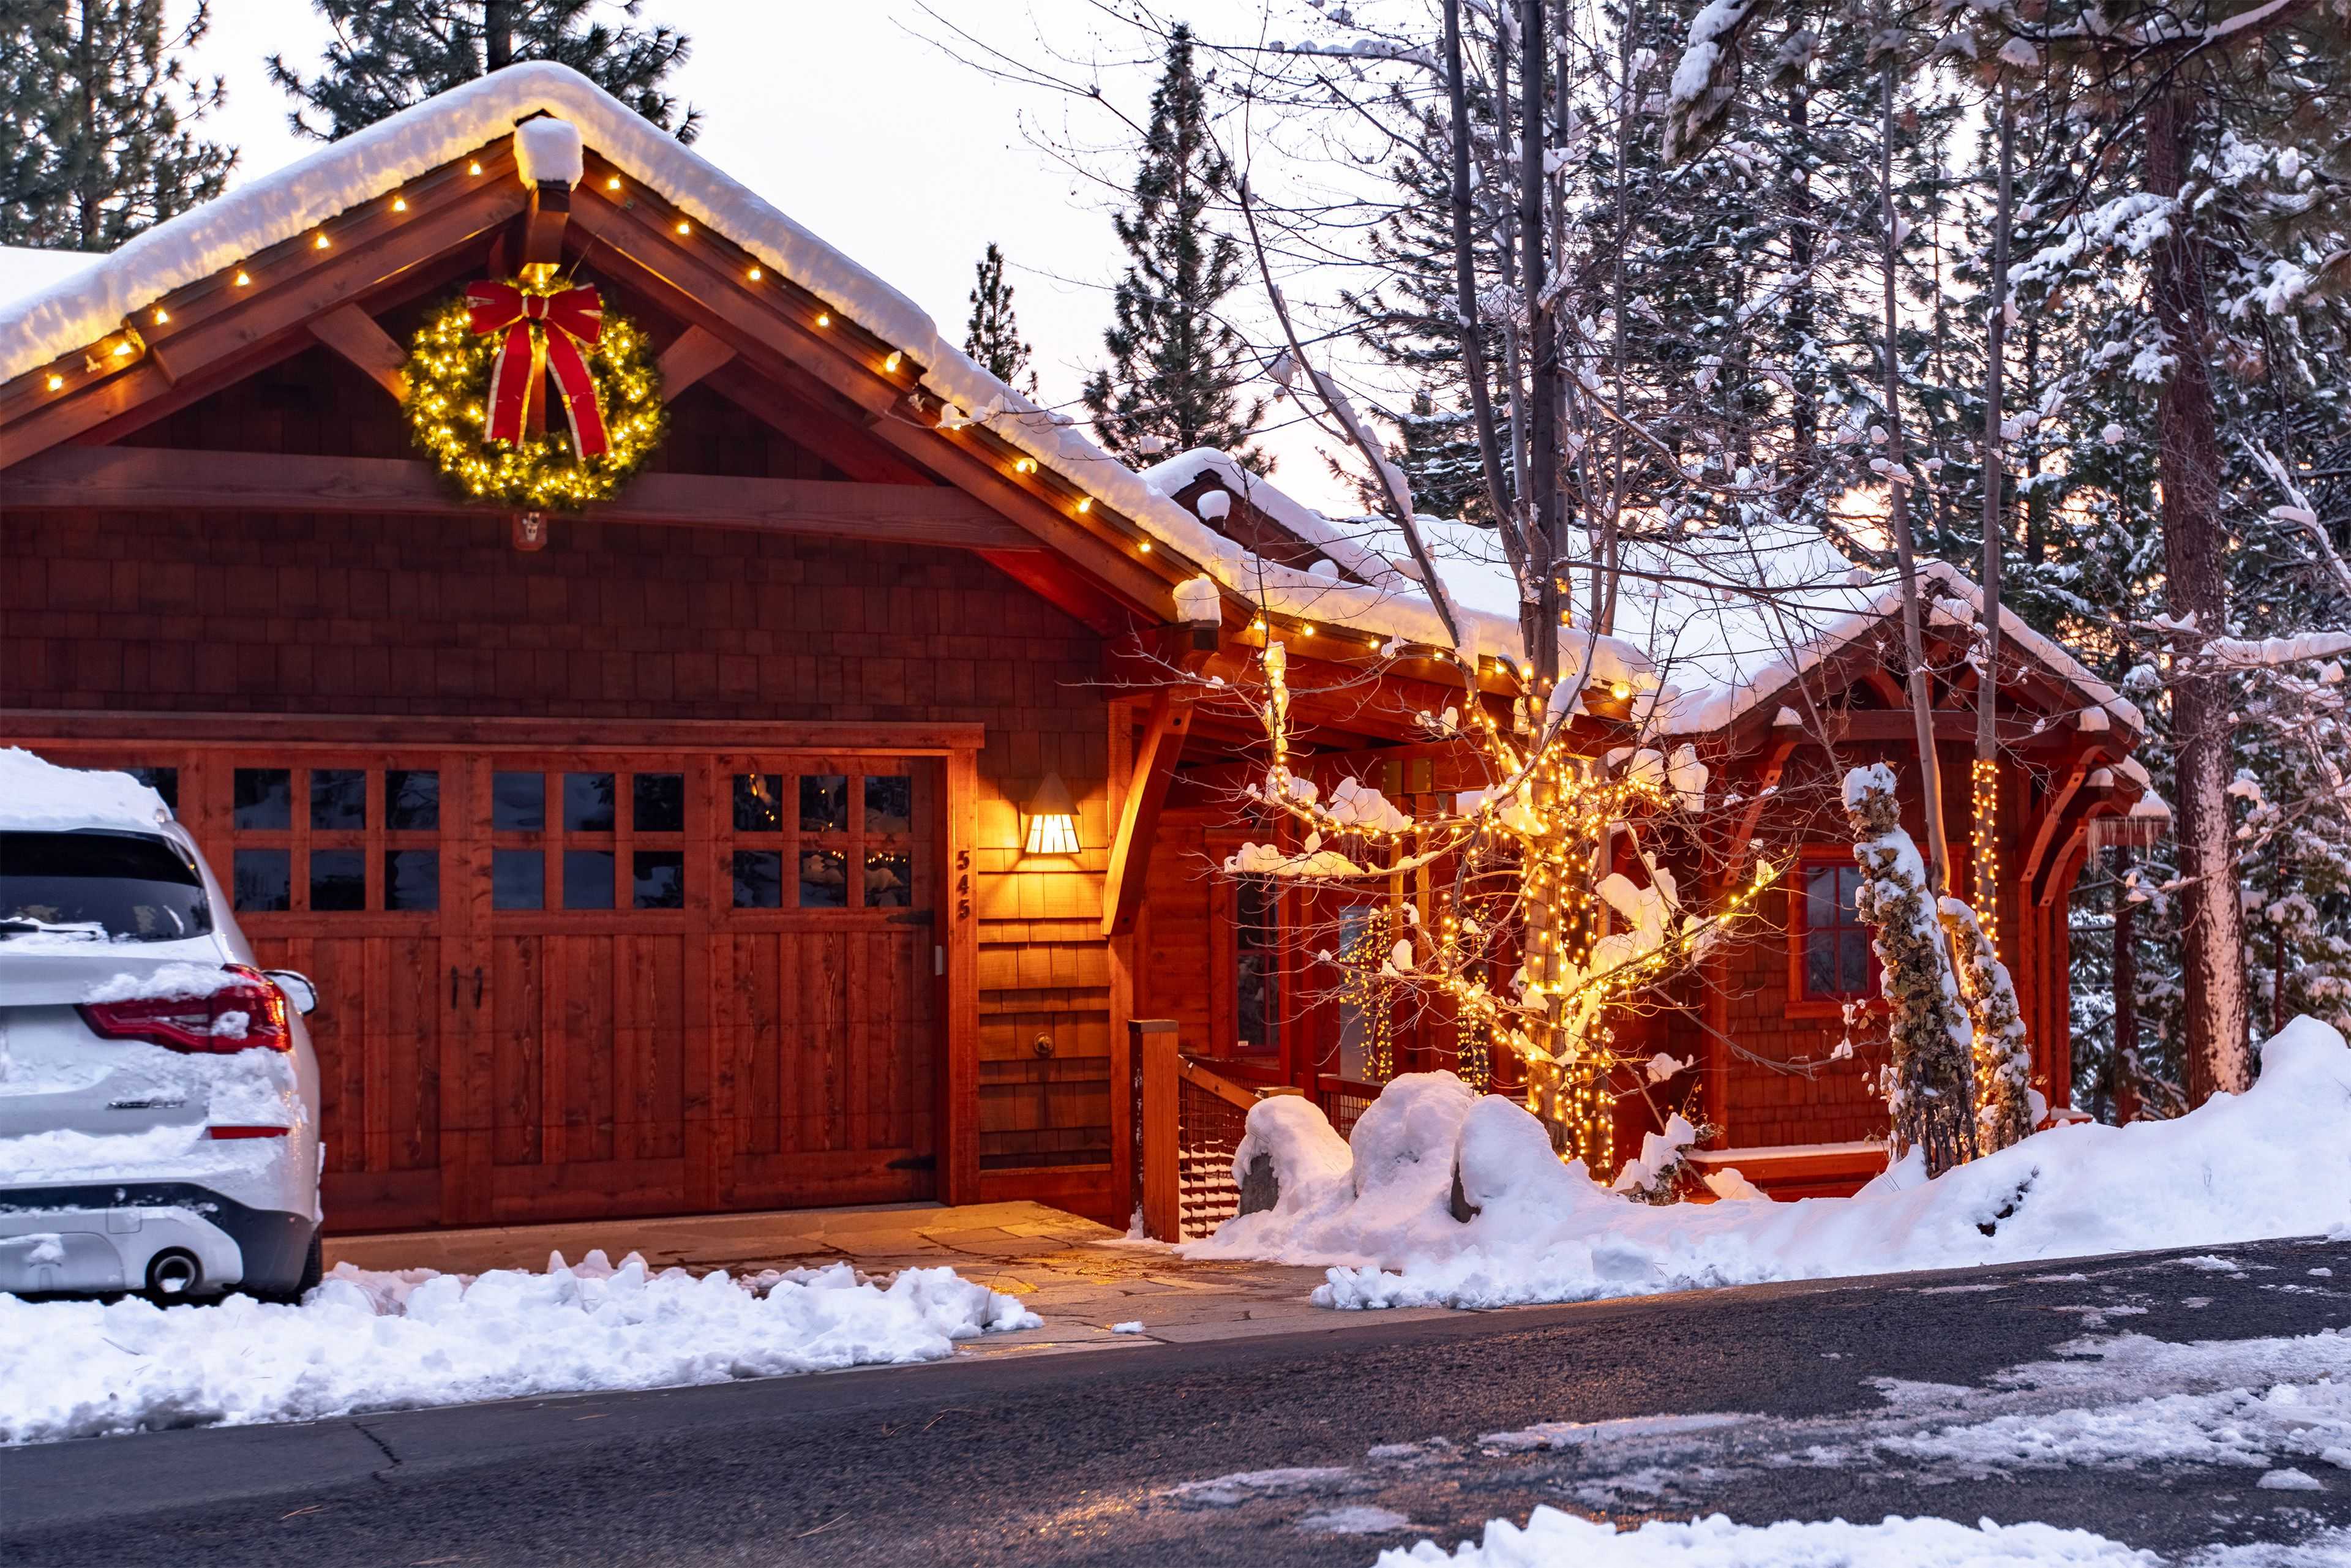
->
[941,746,982,1204]
[1134,1018,1179,1240]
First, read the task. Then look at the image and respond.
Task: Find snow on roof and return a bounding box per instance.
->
[0,748,170,832]
[1139,448,1654,687]
[1139,460,2143,740]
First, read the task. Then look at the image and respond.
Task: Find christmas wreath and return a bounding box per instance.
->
[402,277,665,509]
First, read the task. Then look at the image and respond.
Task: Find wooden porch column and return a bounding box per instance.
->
[942,745,982,1204]
[1135,1019,1180,1240]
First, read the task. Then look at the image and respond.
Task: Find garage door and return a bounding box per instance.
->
[20,745,940,1231]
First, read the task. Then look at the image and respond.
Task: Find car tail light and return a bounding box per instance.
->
[206,1125,291,1139]
[78,964,292,1054]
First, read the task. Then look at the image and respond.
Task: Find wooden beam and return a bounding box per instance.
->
[307,303,408,401]
[654,324,736,399]
[520,179,569,268]
[1103,693,1193,937]
[7,711,987,753]
[4,446,1042,552]
[565,191,899,422]
[2022,755,2098,903]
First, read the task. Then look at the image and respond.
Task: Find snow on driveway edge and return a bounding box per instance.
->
[0,1253,1038,1444]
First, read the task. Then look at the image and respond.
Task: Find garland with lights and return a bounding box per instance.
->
[402,277,665,509]
[1226,640,1775,1174]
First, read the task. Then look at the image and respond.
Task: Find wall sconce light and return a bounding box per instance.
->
[512,511,549,552]
[1023,771,1080,856]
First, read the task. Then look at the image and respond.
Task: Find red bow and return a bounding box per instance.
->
[465,280,609,458]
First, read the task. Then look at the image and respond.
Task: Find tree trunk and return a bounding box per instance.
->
[75,1,98,251]
[485,1,515,71]
[1973,81,2014,940]
[1785,83,1818,468]
[1518,0,1562,688]
[1440,0,1520,582]
[1877,54,1952,893]
[2112,849,2139,1125]
[2145,88,2250,1101]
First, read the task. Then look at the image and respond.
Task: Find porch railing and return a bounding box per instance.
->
[1131,1019,1302,1242]
[1318,1079,1381,1143]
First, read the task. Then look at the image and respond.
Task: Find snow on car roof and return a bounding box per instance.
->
[0,748,170,833]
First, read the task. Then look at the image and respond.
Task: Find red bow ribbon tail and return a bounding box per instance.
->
[541,328,609,459]
[484,320,539,447]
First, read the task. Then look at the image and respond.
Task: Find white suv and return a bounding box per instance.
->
[0,749,324,1300]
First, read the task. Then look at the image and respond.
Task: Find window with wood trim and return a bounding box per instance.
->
[1795,858,1878,1002]
[228,763,440,915]
[1234,874,1282,1056]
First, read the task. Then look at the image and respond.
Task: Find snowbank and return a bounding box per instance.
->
[0,1251,1038,1444]
[1192,1018,2351,1310]
[1381,1507,2162,1566]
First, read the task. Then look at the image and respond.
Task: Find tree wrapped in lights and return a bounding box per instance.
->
[1940,896,2035,1153]
[1224,640,1775,1172]
[1843,764,1978,1176]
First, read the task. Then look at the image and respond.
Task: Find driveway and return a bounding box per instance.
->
[6,1234,2348,1565]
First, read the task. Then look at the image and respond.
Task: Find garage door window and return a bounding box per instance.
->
[228,765,440,915]
[726,768,919,913]
[489,767,694,913]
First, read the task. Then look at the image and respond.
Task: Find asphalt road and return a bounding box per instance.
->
[6,1236,2349,1566]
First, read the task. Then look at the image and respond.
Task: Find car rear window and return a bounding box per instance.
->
[0,830,214,942]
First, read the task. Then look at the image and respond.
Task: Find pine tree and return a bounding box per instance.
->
[1335,94,1508,522]
[963,242,1036,395]
[1081,24,1267,470]
[268,0,699,143]
[0,0,235,250]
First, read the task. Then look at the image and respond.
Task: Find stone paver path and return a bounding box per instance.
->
[326,1201,1457,1355]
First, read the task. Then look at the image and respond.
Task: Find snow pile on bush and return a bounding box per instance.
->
[1195,1017,2351,1310]
[0,1250,1038,1444]
[1379,1506,2167,1566]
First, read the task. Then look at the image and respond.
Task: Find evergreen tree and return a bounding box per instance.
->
[268,0,698,143]
[1081,24,1267,470]
[1335,94,1507,522]
[0,0,234,250]
[963,242,1036,395]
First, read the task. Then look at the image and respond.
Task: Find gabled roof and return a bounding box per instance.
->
[0,63,1524,669]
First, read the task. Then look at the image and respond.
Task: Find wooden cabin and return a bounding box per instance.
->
[0,66,2150,1232]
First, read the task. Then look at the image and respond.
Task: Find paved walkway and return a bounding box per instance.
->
[326,1201,1456,1355]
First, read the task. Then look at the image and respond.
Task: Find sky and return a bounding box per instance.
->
[181,0,1371,512]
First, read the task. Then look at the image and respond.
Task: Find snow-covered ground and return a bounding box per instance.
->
[1379,1510,2170,1566]
[1196,1016,2351,1310]
[0,1250,1036,1444]
[1378,1510,2351,1565]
